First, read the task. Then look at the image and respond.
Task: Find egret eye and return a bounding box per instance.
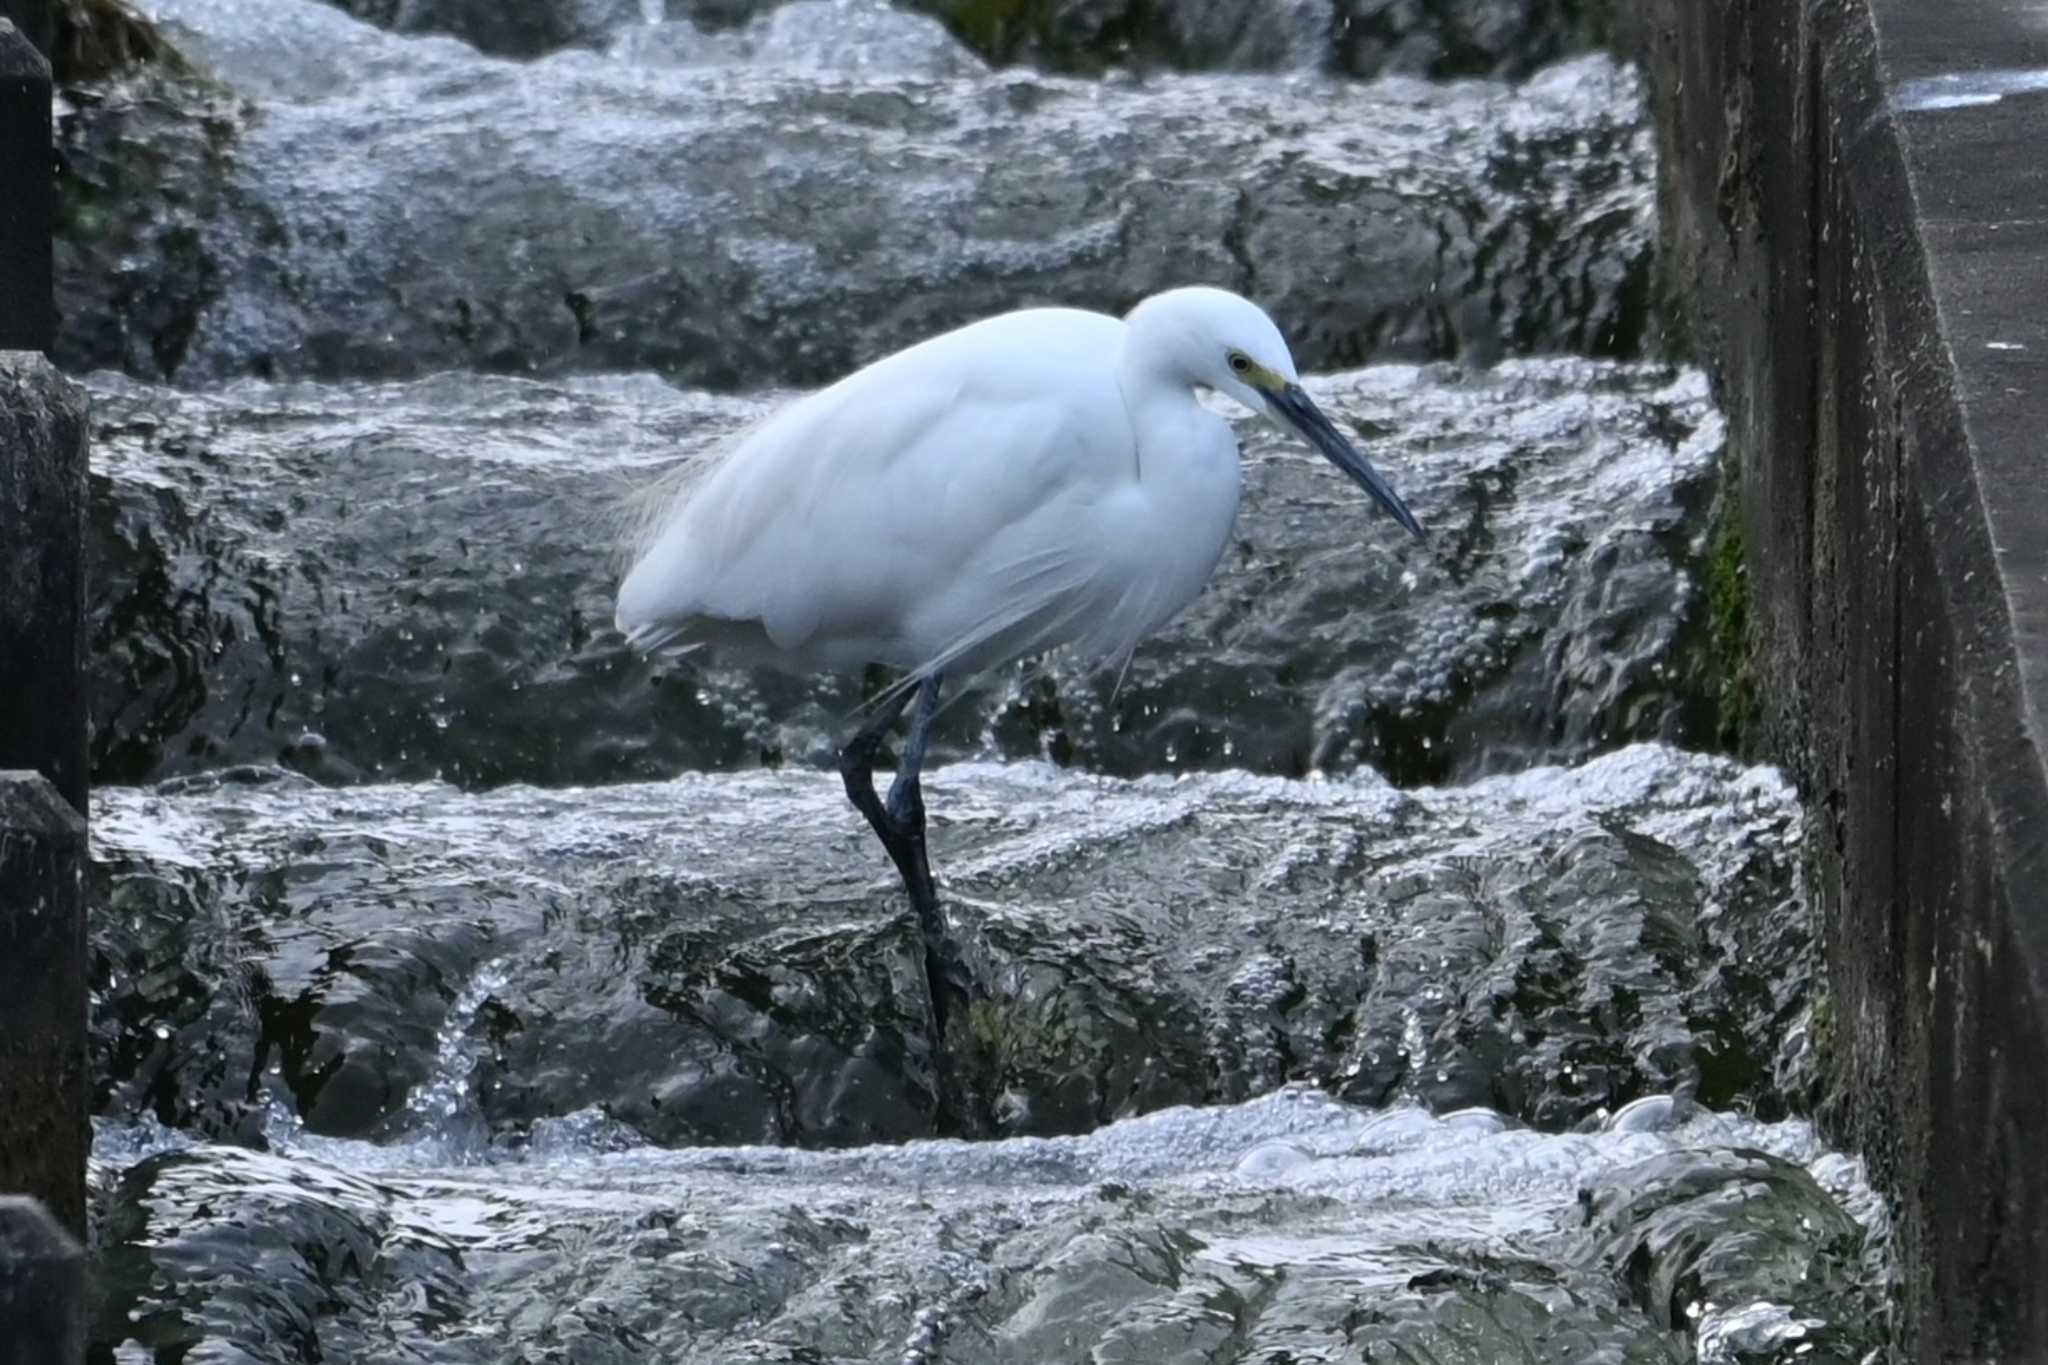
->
[1228,352,1252,376]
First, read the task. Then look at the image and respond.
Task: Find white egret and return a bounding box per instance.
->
[615,286,1423,1126]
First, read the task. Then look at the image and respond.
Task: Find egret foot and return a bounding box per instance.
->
[837,672,980,1134]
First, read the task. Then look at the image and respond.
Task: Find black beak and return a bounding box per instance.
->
[1267,383,1425,540]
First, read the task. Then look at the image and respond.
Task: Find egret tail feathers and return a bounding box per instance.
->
[608,401,791,583]
[618,619,702,656]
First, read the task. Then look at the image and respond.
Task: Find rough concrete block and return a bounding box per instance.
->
[0,773,88,1243]
[0,17,51,350]
[0,1196,84,1365]
[0,353,88,815]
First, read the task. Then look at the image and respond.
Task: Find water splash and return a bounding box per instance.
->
[91,1090,1893,1361]
[86,360,1715,791]
[1696,1302,1833,1362]
[402,958,512,1162]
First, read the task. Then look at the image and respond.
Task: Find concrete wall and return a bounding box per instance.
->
[0,14,52,352]
[0,355,87,815]
[0,0,86,1272]
[1623,0,2048,1358]
[0,775,88,1243]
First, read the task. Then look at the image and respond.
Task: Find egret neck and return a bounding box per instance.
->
[1113,331,1245,639]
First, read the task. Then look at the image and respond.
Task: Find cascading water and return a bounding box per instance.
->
[69,0,1899,1358]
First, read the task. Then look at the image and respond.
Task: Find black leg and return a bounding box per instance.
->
[837,683,915,853]
[883,672,942,912]
[837,672,976,1132]
[837,679,927,913]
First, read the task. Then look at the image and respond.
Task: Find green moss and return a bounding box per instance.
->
[52,166,110,243]
[1564,0,1615,50]
[1705,492,1760,754]
[1809,993,1836,1066]
[917,0,1054,64]
[967,996,1007,1054]
[53,0,186,85]
[50,39,240,377]
[907,0,1155,73]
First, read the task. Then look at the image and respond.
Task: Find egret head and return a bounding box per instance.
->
[1128,287,1425,540]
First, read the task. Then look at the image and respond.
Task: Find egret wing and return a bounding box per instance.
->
[616,311,1134,673]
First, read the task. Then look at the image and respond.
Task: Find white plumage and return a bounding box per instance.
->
[612,286,1422,1131]
[616,286,1419,687]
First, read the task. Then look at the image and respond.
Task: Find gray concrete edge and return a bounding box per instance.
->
[1620,0,2048,1356]
[1867,1,2048,1005]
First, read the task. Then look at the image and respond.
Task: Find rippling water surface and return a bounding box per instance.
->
[62,0,1897,1358]
[94,1088,1887,1363]
[87,359,1721,789]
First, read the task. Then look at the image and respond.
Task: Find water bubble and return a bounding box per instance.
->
[1235,1139,1312,1178]
[1604,1094,1678,1133]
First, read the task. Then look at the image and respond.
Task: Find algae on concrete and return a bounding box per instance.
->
[1704,488,1760,756]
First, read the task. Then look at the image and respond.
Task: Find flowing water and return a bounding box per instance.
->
[86,359,1720,789]
[62,0,1898,1359]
